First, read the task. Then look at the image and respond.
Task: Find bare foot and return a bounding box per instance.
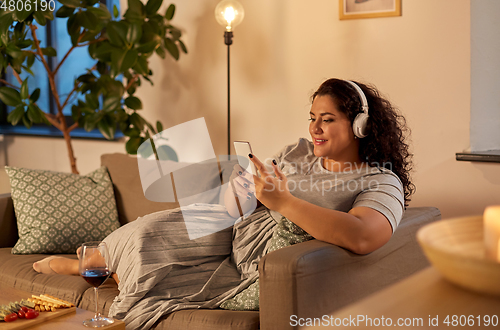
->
[33,256,58,274]
[33,256,79,275]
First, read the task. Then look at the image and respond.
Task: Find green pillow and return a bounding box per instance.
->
[5,166,120,254]
[220,217,313,311]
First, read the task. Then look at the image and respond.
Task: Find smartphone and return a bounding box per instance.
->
[234,141,258,176]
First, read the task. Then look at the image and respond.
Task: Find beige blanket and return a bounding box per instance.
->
[103,204,277,330]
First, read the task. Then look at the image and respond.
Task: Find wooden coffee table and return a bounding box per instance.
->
[0,287,125,330]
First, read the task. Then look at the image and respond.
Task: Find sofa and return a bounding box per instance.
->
[0,153,441,329]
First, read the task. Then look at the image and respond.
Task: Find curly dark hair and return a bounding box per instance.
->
[312,78,415,207]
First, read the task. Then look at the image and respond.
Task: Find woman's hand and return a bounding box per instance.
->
[224,164,258,218]
[249,154,293,213]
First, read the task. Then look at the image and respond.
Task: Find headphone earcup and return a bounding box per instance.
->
[353,113,369,138]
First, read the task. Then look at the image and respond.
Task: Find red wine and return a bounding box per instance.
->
[82,269,110,287]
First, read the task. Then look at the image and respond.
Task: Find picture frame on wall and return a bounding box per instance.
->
[339,0,402,20]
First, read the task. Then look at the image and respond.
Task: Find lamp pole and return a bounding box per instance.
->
[215,0,244,156]
[225,31,233,156]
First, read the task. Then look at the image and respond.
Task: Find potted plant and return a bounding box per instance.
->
[0,0,187,174]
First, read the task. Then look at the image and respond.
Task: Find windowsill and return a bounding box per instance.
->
[0,125,123,140]
[456,150,500,163]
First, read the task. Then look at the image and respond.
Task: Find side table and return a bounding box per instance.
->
[305,267,500,329]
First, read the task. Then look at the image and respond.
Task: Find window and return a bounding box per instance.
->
[0,0,122,139]
[456,0,500,163]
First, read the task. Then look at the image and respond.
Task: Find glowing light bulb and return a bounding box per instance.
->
[224,7,236,26]
[215,0,244,32]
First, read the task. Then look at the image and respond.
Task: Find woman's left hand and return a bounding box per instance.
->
[249,154,293,213]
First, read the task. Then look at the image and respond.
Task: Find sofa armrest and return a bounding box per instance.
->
[258,207,441,330]
[0,193,18,248]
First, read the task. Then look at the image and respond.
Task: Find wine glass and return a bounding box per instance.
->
[79,241,115,328]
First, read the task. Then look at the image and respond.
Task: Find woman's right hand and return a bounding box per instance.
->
[224,164,258,218]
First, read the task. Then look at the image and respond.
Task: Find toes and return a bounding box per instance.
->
[33,256,58,274]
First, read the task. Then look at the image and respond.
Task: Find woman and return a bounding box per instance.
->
[226,78,413,254]
[33,78,414,328]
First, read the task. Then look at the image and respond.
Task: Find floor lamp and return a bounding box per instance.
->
[215,0,244,156]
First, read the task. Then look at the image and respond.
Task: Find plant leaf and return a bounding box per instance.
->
[125,136,143,154]
[21,65,34,76]
[120,48,138,72]
[87,5,111,20]
[126,23,142,45]
[124,0,145,22]
[136,38,160,54]
[165,4,175,20]
[33,104,50,125]
[16,7,33,22]
[85,92,100,109]
[20,79,29,99]
[101,96,121,112]
[113,5,119,18]
[156,121,163,133]
[133,55,148,75]
[66,14,80,45]
[130,112,145,130]
[22,114,32,129]
[138,139,155,158]
[146,0,163,17]
[27,104,43,123]
[83,112,101,131]
[41,7,55,21]
[124,96,142,110]
[41,46,57,57]
[29,88,41,103]
[56,6,75,18]
[7,104,25,125]
[92,41,115,61]
[107,21,127,47]
[169,27,181,41]
[58,0,82,9]
[97,116,116,140]
[164,38,179,60]
[0,11,14,37]
[110,48,126,76]
[80,10,99,31]
[0,87,22,106]
[155,45,166,59]
[178,39,187,54]
[6,44,24,60]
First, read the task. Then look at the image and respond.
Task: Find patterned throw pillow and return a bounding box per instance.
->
[220,217,313,311]
[5,166,120,254]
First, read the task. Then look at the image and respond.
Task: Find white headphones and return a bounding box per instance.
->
[345,80,369,138]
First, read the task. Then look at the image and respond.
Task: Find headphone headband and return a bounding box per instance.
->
[345,80,369,138]
[345,80,368,114]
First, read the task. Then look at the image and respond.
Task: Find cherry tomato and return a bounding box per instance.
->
[34,310,40,317]
[4,313,18,322]
[21,306,29,313]
[25,309,38,319]
[18,309,26,319]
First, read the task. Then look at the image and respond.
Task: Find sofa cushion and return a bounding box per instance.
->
[0,193,17,248]
[221,217,314,311]
[153,309,260,330]
[0,248,90,305]
[101,154,180,225]
[101,154,239,225]
[5,166,120,254]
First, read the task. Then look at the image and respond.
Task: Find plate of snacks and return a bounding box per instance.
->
[0,294,75,329]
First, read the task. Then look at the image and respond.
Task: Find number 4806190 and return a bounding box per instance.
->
[0,0,56,12]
